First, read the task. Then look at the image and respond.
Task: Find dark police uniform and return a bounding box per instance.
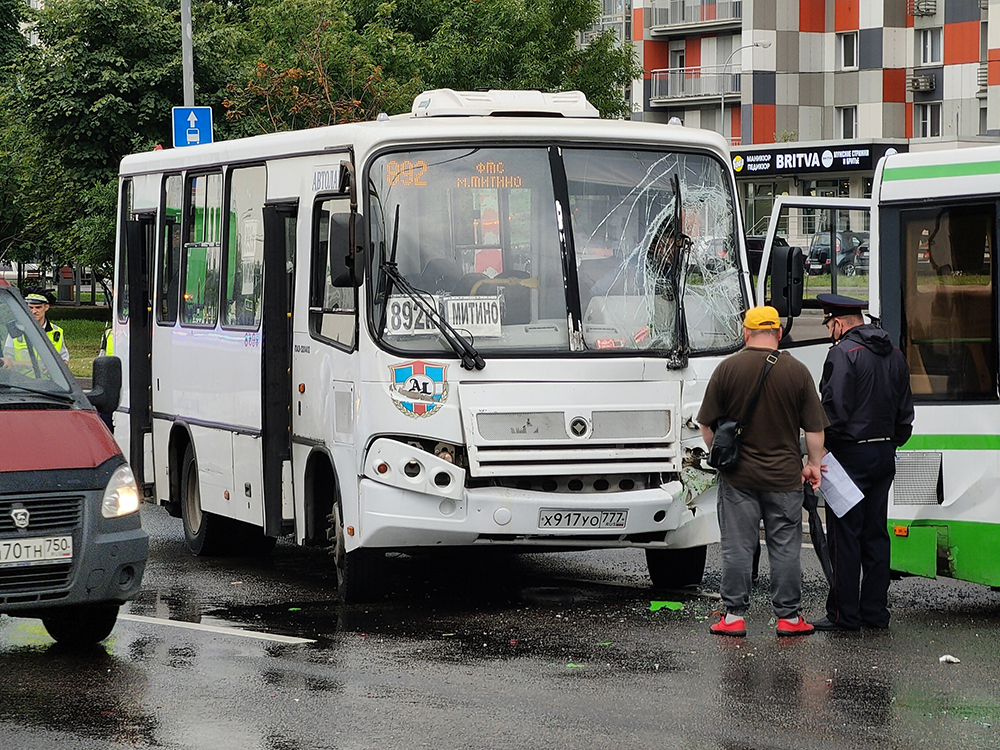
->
[816,294,914,631]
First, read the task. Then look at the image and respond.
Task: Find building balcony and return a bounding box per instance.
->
[649,0,743,36]
[649,65,741,106]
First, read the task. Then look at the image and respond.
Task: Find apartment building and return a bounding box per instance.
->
[598,0,998,232]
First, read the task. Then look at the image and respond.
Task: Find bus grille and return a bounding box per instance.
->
[0,495,84,533]
[469,443,678,477]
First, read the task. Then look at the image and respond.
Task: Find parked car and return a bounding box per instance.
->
[745,235,789,275]
[0,280,147,646]
[806,231,869,276]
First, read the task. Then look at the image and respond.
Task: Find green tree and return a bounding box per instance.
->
[353,0,639,119]
[222,0,423,134]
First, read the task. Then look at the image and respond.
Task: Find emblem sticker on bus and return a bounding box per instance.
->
[389,360,449,418]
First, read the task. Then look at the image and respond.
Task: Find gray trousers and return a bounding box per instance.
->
[717,479,804,619]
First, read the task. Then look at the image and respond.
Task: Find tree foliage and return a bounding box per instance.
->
[0,0,638,277]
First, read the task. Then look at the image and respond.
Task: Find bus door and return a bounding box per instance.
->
[262,202,297,537]
[754,195,872,373]
[124,208,155,493]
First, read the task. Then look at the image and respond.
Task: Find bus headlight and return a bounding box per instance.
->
[103,464,141,518]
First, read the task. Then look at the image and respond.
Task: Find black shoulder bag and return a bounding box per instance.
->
[707,351,780,471]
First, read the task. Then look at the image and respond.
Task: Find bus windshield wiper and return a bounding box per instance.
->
[379,262,486,371]
[0,382,76,403]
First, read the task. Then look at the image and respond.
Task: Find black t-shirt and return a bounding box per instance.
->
[698,346,829,492]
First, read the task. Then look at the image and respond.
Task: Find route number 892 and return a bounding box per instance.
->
[385,160,428,187]
[387,297,437,335]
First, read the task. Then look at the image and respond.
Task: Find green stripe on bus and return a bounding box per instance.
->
[901,434,1000,451]
[883,161,1000,181]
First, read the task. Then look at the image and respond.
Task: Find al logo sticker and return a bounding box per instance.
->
[389,360,449,417]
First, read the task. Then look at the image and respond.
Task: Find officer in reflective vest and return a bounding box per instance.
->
[6,291,70,365]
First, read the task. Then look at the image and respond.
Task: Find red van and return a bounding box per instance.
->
[0,281,147,645]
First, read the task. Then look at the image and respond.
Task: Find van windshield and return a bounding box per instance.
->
[0,290,72,398]
[367,145,743,362]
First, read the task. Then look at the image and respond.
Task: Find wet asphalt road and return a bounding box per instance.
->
[1,503,999,750]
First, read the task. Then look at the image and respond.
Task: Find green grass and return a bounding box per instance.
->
[57,318,108,378]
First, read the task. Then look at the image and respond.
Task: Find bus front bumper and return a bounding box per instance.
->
[355,478,719,550]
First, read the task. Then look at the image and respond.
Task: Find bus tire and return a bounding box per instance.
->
[42,604,120,646]
[645,545,707,589]
[180,443,228,556]
[331,500,383,603]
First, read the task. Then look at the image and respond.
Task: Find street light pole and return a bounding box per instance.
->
[719,41,770,143]
[181,0,194,106]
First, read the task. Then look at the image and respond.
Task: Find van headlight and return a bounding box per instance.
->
[102,464,140,518]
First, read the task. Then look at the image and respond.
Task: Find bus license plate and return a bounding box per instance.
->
[538,510,628,529]
[0,536,73,566]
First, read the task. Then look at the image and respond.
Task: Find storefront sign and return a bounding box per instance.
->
[732,143,905,177]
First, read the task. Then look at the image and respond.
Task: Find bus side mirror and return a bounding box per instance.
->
[330,213,367,288]
[87,355,122,414]
[769,245,804,318]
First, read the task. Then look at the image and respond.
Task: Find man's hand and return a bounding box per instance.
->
[801,463,822,491]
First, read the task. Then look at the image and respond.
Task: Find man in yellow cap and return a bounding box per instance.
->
[0,290,70,368]
[698,305,828,637]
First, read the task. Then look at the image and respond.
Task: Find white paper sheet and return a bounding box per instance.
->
[818,452,864,518]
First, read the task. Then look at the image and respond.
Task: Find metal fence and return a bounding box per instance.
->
[649,66,741,101]
[649,0,743,28]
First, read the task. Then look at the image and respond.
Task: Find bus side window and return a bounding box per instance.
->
[223,166,266,329]
[157,175,183,324]
[310,199,356,349]
[181,173,222,327]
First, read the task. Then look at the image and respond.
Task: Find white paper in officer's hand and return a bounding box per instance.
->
[818,452,864,518]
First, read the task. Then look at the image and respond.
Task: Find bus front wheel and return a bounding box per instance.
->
[330,501,383,603]
[180,444,228,556]
[645,545,707,589]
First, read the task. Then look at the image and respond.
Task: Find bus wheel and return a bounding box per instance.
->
[180,444,228,556]
[42,604,119,646]
[645,545,707,589]
[331,501,383,603]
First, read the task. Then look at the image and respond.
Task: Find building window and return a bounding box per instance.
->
[919,28,942,66]
[916,103,941,138]
[839,32,858,70]
[838,106,858,139]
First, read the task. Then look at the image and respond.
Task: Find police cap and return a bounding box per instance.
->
[816,293,867,324]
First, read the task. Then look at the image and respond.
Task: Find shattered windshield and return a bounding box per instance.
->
[367,145,743,359]
[567,149,744,356]
[0,290,72,396]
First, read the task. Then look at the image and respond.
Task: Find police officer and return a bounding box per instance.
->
[0,290,70,367]
[812,294,914,631]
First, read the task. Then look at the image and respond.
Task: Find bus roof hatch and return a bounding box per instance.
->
[410,88,600,119]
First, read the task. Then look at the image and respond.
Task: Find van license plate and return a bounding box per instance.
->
[0,536,73,566]
[538,510,628,529]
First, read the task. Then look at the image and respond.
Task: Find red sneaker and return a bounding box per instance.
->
[709,614,746,637]
[776,616,815,636]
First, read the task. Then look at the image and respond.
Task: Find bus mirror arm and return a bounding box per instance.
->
[86,355,122,414]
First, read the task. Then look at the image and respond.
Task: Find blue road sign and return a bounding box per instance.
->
[172,107,214,148]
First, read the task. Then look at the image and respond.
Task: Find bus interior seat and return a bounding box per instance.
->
[469,270,532,325]
[414,258,462,293]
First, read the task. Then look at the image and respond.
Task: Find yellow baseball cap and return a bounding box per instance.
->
[743,306,781,330]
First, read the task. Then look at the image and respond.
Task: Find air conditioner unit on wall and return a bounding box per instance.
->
[908,0,937,15]
[908,75,936,92]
